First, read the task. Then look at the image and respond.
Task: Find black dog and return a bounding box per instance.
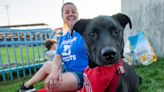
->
[72,13,141,92]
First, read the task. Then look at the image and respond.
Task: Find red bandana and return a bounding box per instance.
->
[80,59,125,92]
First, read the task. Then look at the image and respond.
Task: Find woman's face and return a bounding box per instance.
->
[62,4,79,28]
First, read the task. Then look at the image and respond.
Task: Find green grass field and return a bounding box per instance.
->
[0,76,44,92]
[135,58,164,92]
[0,46,45,66]
[0,58,163,92]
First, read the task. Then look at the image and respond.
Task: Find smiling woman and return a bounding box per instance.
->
[16,2,89,92]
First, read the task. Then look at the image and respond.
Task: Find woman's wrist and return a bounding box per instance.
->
[51,64,60,70]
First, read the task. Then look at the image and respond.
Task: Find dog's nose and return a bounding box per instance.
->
[101,47,116,60]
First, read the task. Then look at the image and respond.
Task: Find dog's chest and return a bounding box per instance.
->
[80,60,125,92]
[81,67,120,92]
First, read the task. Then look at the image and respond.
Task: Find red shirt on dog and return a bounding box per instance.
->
[80,60,125,92]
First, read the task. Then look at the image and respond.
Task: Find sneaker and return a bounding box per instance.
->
[16,83,36,92]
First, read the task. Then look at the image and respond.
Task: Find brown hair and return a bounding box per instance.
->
[45,39,57,50]
[61,2,77,17]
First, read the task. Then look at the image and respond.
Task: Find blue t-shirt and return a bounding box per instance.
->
[56,31,88,72]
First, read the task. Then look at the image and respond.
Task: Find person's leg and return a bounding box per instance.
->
[45,72,81,92]
[24,62,53,87]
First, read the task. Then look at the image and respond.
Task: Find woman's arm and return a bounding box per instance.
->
[51,54,62,70]
[44,54,63,90]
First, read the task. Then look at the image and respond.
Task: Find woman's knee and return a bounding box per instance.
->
[42,62,52,74]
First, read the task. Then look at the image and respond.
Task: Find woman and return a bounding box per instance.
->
[17,2,88,92]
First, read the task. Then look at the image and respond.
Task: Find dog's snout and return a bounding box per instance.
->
[101,47,116,60]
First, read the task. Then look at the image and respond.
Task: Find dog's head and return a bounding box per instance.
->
[72,13,132,68]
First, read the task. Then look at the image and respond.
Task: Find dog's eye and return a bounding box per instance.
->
[89,32,97,39]
[112,30,119,36]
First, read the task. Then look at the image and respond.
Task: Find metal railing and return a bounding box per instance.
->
[0,28,55,81]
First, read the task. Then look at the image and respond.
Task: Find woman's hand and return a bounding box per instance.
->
[44,65,62,91]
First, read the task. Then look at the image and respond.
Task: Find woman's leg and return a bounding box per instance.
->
[24,62,53,87]
[24,62,81,92]
[45,72,80,92]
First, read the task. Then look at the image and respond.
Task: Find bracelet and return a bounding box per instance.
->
[51,64,59,70]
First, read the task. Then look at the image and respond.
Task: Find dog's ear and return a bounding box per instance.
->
[71,19,91,36]
[112,13,132,29]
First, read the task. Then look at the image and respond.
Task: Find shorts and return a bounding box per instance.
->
[71,71,84,89]
[61,64,84,89]
[62,68,84,89]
